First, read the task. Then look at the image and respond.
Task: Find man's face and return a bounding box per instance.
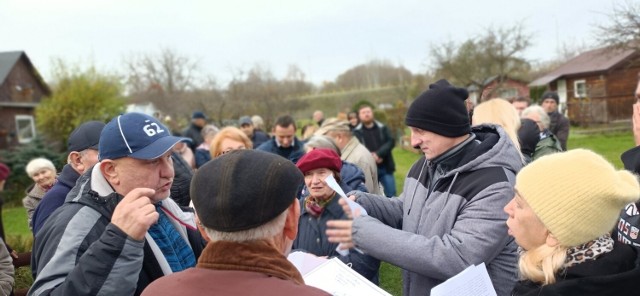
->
[274,125,295,148]
[541,98,557,113]
[512,101,528,116]
[240,123,254,137]
[358,107,374,124]
[409,127,459,160]
[80,149,99,172]
[110,151,175,203]
[313,111,324,123]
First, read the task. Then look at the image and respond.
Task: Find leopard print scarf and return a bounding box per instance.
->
[563,233,614,268]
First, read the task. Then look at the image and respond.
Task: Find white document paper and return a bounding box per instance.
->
[287,251,328,276]
[324,174,367,256]
[324,174,368,216]
[303,257,391,296]
[430,263,497,296]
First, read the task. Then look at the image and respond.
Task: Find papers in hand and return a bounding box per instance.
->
[324,174,367,256]
[287,251,328,276]
[431,263,497,296]
[324,174,368,216]
[302,257,391,296]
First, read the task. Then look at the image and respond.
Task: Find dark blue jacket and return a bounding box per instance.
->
[251,130,270,149]
[256,137,305,164]
[32,164,80,236]
[340,161,368,193]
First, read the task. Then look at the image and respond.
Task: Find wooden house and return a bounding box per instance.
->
[0,51,51,150]
[529,47,640,125]
[467,75,530,105]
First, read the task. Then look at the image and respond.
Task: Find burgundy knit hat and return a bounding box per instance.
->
[296,148,342,175]
[0,163,10,181]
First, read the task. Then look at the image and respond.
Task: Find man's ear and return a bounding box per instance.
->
[283,200,300,241]
[546,232,560,247]
[100,160,118,185]
[68,151,84,172]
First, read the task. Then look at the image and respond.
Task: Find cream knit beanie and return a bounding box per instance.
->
[516,149,640,247]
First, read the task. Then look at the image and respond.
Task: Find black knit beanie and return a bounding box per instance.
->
[541,91,559,104]
[405,79,470,137]
[518,118,540,157]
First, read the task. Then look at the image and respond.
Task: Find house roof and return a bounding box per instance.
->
[0,51,23,84]
[0,51,51,95]
[529,47,637,87]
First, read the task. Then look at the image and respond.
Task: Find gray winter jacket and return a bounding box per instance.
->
[351,124,522,296]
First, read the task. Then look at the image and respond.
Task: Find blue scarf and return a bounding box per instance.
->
[147,203,196,273]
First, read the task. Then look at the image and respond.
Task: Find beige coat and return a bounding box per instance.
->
[341,136,381,194]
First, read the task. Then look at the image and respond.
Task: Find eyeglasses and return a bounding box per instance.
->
[218,146,247,156]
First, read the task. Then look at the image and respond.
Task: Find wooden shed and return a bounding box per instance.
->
[0,51,51,150]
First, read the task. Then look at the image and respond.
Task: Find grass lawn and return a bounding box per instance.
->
[2,131,632,295]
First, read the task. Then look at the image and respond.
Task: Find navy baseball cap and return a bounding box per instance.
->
[67,121,105,153]
[99,113,186,161]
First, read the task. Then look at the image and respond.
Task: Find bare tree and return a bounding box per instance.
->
[123,48,200,117]
[430,24,532,96]
[595,1,640,52]
[332,59,413,91]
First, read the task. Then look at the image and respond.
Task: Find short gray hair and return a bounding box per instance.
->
[304,135,341,156]
[204,209,288,242]
[522,105,550,129]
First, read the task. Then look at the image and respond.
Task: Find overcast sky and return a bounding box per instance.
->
[0,0,622,86]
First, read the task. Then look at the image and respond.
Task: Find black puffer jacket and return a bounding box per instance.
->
[170,152,193,207]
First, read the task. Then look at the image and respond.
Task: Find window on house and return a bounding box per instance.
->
[574,80,587,98]
[15,115,36,144]
[498,88,518,99]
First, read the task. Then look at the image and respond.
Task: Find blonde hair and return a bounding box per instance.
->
[518,244,568,285]
[472,98,523,161]
[209,127,253,158]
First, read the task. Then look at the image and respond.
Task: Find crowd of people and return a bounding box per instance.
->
[0,76,637,296]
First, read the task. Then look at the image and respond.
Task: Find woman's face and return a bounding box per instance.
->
[31,168,56,188]
[304,168,336,200]
[504,192,549,251]
[218,138,247,157]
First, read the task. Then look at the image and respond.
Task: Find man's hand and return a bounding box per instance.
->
[371,152,382,164]
[326,198,362,250]
[111,188,159,241]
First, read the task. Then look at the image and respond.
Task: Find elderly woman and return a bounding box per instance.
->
[209,127,252,158]
[304,135,367,194]
[293,148,380,283]
[505,149,640,295]
[23,157,57,230]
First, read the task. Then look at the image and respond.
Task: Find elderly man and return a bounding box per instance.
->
[327,79,522,296]
[316,118,380,195]
[30,112,205,296]
[142,150,328,295]
[521,105,563,160]
[31,121,104,236]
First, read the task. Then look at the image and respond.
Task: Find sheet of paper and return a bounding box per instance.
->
[304,257,391,296]
[430,263,497,296]
[324,174,367,216]
[324,174,367,256]
[287,251,328,276]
